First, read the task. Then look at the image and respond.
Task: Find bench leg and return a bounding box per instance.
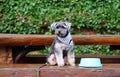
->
[12,46,45,63]
[0,46,13,64]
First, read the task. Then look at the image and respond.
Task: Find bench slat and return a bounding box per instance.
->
[0,34,120,46]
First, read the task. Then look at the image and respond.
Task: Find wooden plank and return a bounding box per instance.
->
[0,64,46,77]
[0,34,120,46]
[0,34,54,46]
[0,64,42,77]
[0,64,46,68]
[73,35,120,45]
[0,64,120,77]
[40,64,120,77]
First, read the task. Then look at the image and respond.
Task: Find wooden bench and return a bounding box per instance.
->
[0,34,120,64]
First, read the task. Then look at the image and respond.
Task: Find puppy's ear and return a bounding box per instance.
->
[64,22,71,30]
[51,23,57,30]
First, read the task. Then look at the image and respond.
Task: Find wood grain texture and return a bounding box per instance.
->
[0,34,120,46]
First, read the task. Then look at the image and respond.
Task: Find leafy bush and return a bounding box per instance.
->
[75,45,111,55]
[37,45,120,55]
[0,0,120,55]
[0,0,120,34]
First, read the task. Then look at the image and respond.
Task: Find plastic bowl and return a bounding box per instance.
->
[79,58,102,68]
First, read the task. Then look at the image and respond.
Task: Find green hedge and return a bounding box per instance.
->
[0,0,120,34]
[38,45,120,55]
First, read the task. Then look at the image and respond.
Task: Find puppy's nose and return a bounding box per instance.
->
[58,31,61,34]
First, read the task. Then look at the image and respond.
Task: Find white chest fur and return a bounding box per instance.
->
[57,33,74,46]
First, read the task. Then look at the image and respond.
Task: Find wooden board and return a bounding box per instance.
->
[0,34,120,46]
[0,64,120,77]
[40,64,120,77]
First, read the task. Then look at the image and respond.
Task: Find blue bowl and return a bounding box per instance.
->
[79,58,102,68]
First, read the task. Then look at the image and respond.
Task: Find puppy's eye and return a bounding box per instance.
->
[56,26,60,29]
[56,26,66,29]
[61,26,66,29]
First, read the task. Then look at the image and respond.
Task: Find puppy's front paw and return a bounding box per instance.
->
[70,63,75,67]
[68,58,75,67]
[57,59,64,67]
[47,54,56,65]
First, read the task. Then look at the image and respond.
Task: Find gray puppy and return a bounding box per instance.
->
[46,22,75,67]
